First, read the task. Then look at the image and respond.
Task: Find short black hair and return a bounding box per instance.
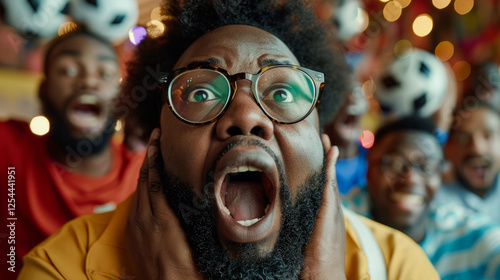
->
[120,0,350,141]
[450,100,500,133]
[374,116,437,146]
[42,27,115,76]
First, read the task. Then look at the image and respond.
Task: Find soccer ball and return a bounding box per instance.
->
[375,49,448,117]
[69,0,138,42]
[332,0,365,41]
[0,0,70,38]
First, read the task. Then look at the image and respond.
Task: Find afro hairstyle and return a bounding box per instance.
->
[119,0,350,142]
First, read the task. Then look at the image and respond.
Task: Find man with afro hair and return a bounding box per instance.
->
[20,0,438,279]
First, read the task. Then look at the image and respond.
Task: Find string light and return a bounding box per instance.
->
[129,26,147,45]
[435,41,454,61]
[432,0,451,9]
[453,61,471,81]
[413,14,433,37]
[115,120,122,132]
[395,0,411,8]
[146,20,166,38]
[383,1,403,22]
[30,116,50,136]
[454,0,474,15]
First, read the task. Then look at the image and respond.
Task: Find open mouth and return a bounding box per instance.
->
[221,166,274,227]
[213,148,280,244]
[66,94,106,133]
[389,192,425,206]
[464,157,492,183]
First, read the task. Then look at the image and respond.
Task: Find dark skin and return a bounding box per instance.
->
[126,25,347,279]
[366,131,442,243]
[41,34,120,176]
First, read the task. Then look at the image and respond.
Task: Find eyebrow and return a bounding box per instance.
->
[185,58,293,69]
[186,58,222,68]
[261,59,293,67]
[54,49,117,63]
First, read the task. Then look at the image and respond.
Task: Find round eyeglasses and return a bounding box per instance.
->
[381,154,443,179]
[158,65,325,125]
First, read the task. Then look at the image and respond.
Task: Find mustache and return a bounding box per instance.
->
[206,138,286,184]
[463,155,493,166]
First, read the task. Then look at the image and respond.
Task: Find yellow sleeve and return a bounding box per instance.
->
[18,211,113,280]
[345,216,440,280]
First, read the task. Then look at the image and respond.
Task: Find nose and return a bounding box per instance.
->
[76,69,99,90]
[469,135,487,154]
[215,81,274,140]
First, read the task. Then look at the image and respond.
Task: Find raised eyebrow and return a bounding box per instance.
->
[261,59,293,67]
[186,58,222,68]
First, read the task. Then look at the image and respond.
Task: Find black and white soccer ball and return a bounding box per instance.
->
[0,0,69,38]
[69,0,138,42]
[332,0,365,41]
[375,49,448,117]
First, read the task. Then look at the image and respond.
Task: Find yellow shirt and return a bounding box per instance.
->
[19,196,439,279]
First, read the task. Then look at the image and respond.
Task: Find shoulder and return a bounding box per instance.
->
[345,215,440,280]
[19,210,114,279]
[0,120,32,143]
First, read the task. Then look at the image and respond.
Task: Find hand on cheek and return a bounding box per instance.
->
[301,134,346,280]
[126,128,204,280]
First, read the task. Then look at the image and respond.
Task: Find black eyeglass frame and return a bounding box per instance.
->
[158,65,325,126]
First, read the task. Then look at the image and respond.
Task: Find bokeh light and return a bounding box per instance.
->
[435,41,454,61]
[454,0,474,15]
[146,20,166,39]
[30,116,50,136]
[453,61,471,81]
[394,39,413,57]
[395,0,412,8]
[150,7,162,21]
[115,120,122,132]
[58,22,78,36]
[432,0,451,9]
[359,130,375,149]
[360,9,370,32]
[379,0,390,2]
[383,1,403,22]
[413,14,433,37]
[129,26,147,46]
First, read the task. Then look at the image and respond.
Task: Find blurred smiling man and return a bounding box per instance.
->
[435,101,500,222]
[343,116,500,279]
[0,29,144,277]
[20,1,438,279]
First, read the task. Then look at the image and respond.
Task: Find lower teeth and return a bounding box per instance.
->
[237,217,263,227]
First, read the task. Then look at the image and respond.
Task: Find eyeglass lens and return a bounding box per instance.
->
[167,67,316,124]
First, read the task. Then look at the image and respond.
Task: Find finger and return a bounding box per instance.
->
[321,133,332,154]
[133,128,160,225]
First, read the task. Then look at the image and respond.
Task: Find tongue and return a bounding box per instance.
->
[226,182,267,221]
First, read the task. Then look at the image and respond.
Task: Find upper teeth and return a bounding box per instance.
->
[390,192,424,205]
[78,95,99,105]
[229,166,261,174]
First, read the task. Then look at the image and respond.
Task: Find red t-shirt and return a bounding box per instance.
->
[0,120,144,278]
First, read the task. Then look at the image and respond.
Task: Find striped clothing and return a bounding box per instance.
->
[342,187,500,280]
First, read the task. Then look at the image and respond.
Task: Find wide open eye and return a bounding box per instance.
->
[185,86,220,103]
[265,85,295,103]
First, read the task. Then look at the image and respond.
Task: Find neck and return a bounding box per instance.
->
[47,139,114,177]
[338,140,359,159]
[466,185,491,199]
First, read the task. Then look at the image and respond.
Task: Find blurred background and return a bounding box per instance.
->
[0,0,498,137]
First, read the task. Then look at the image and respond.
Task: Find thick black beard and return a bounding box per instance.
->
[161,139,326,279]
[41,96,116,157]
